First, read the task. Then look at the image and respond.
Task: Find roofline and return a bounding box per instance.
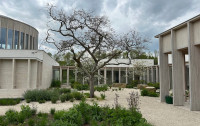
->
[0,15,39,33]
[155,14,200,38]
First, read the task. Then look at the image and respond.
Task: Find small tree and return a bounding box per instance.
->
[46,5,148,97]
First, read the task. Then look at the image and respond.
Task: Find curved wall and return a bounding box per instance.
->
[0,15,38,50]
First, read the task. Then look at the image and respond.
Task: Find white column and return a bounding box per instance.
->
[75,69,77,82]
[119,67,121,83]
[147,67,150,83]
[188,22,200,110]
[98,69,100,85]
[156,66,159,83]
[126,67,128,84]
[67,67,69,85]
[171,30,185,106]
[12,59,15,89]
[27,59,31,89]
[151,66,154,83]
[104,67,107,84]
[159,36,170,102]
[59,67,62,83]
[112,67,114,83]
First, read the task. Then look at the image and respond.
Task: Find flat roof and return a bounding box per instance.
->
[155,14,200,38]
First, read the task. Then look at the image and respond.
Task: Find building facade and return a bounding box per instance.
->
[0,16,58,98]
[155,14,200,111]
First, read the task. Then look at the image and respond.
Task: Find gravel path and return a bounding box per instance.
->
[0,88,200,126]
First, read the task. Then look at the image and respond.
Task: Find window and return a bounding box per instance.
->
[20,32,24,49]
[8,29,13,49]
[33,37,35,50]
[14,30,19,49]
[26,34,29,49]
[0,27,7,49]
[30,35,32,49]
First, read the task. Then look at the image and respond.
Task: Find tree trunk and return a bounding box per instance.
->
[89,76,95,98]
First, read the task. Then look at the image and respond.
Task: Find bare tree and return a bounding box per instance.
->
[46,5,148,97]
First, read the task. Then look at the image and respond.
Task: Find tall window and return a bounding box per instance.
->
[30,35,32,49]
[0,27,7,49]
[8,29,13,49]
[20,32,24,49]
[14,30,19,49]
[26,34,29,49]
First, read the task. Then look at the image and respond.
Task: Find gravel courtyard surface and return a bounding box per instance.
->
[1,88,200,126]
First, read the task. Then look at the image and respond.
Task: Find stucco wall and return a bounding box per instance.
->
[162,33,172,53]
[0,59,12,89]
[175,26,188,49]
[193,20,200,45]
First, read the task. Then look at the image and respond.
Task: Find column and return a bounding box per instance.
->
[98,69,100,85]
[151,66,154,83]
[104,67,107,84]
[27,59,31,89]
[156,66,159,83]
[147,67,150,83]
[159,36,170,102]
[188,22,200,110]
[67,67,69,85]
[112,67,114,83]
[171,30,185,106]
[59,67,62,83]
[126,67,128,84]
[11,59,15,89]
[75,69,77,82]
[119,67,121,83]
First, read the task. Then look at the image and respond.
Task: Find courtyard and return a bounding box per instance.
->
[0,88,200,126]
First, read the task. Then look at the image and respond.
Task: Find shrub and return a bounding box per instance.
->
[50,108,56,115]
[71,81,89,90]
[31,108,37,116]
[0,116,8,126]
[26,99,31,103]
[147,82,160,89]
[51,96,59,104]
[23,89,51,102]
[95,85,108,92]
[50,120,77,126]
[84,93,90,98]
[28,119,35,126]
[66,93,73,101]
[0,98,21,105]
[51,80,61,88]
[39,100,46,104]
[20,105,32,118]
[165,95,173,104]
[141,89,149,96]
[100,93,106,100]
[72,92,84,100]
[5,109,18,124]
[59,88,71,94]
[60,94,66,102]
[148,92,159,97]
[70,98,74,102]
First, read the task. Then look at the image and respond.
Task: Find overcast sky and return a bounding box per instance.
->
[0,0,200,54]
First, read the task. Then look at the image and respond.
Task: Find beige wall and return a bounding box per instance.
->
[175,26,188,49]
[162,33,171,53]
[193,20,200,45]
[0,59,12,89]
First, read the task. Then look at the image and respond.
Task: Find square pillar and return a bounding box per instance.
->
[171,30,185,106]
[119,68,121,83]
[104,67,107,84]
[147,67,150,83]
[159,36,170,102]
[67,67,69,85]
[188,22,200,110]
[151,66,154,83]
[156,66,159,83]
[27,59,31,89]
[126,67,128,84]
[12,59,16,89]
[59,67,62,83]
[112,67,114,83]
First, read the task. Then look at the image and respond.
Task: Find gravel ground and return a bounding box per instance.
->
[0,88,200,126]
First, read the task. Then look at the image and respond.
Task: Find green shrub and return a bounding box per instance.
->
[39,100,46,104]
[70,98,74,102]
[20,105,32,118]
[84,93,90,98]
[95,85,108,92]
[50,108,56,115]
[26,99,31,103]
[60,94,66,102]
[72,92,84,100]
[147,82,160,89]
[148,92,159,97]
[50,120,77,126]
[31,108,37,116]
[0,98,21,105]
[71,82,89,90]
[51,80,61,88]
[165,95,173,104]
[66,93,73,101]
[28,119,35,126]
[100,93,106,100]
[5,109,18,124]
[0,116,8,126]
[51,96,59,104]
[141,89,149,96]
[38,112,48,118]
[59,88,71,94]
